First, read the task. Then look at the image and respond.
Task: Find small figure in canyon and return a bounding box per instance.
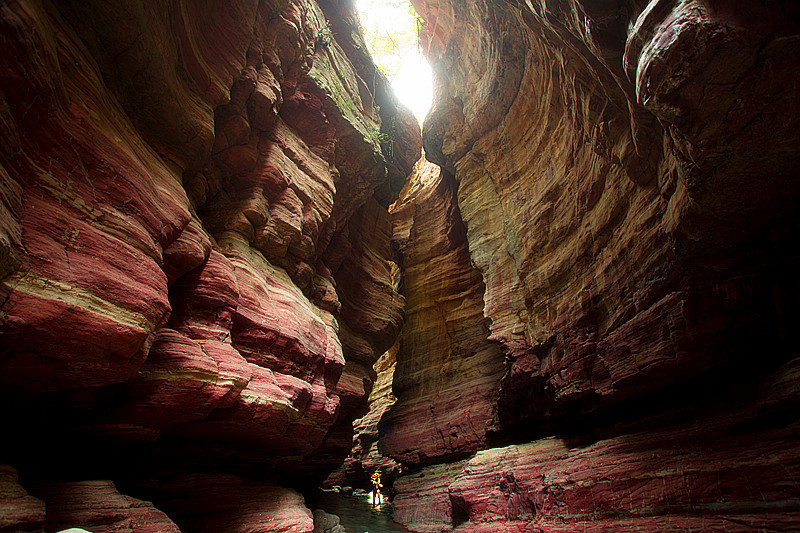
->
[370,470,383,505]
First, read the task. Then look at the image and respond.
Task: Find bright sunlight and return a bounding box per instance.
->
[356,0,432,124]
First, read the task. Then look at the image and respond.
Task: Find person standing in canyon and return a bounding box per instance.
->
[370,470,383,505]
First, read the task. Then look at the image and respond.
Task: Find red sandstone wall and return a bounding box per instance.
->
[3,0,800,530]
[381,158,505,466]
[385,0,800,530]
[0,0,419,529]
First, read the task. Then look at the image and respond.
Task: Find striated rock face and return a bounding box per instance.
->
[31,480,180,533]
[157,474,314,533]
[0,0,418,528]
[392,460,468,532]
[393,358,800,532]
[411,0,800,421]
[327,339,403,485]
[381,158,505,466]
[384,0,800,530]
[2,0,799,530]
[0,464,45,533]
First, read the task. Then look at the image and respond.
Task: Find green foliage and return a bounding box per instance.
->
[357,0,422,82]
[373,115,397,159]
[316,20,334,48]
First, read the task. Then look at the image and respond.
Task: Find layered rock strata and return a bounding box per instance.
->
[381,158,505,466]
[394,358,800,532]
[384,0,800,530]
[0,465,45,533]
[327,338,403,485]
[31,481,180,533]
[412,0,800,421]
[331,157,507,486]
[0,0,418,529]
[156,474,314,533]
[2,0,800,529]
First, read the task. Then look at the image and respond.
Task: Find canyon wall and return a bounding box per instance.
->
[3,0,800,531]
[0,0,418,530]
[384,0,800,530]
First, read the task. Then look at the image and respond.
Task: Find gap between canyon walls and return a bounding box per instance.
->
[0,0,421,530]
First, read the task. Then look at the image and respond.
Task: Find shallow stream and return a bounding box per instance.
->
[309,490,409,533]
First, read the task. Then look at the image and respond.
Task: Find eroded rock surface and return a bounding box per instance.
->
[2,0,799,530]
[393,358,800,532]
[385,0,800,530]
[327,339,403,485]
[381,158,505,466]
[412,0,800,420]
[0,0,418,528]
[31,480,180,533]
[0,464,45,533]
[157,474,314,533]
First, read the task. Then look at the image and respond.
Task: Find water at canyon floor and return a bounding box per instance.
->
[310,489,408,532]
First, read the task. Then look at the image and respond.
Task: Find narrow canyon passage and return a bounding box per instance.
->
[1,1,800,533]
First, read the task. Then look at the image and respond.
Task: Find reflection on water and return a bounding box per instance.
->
[309,489,408,532]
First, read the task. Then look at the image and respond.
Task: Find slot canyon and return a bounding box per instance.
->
[1,0,799,531]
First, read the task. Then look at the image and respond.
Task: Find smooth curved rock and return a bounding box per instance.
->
[312,509,340,533]
[0,464,45,533]
[408,0,800,423]
[158,474,313,533]
[386,0,800,529]
[30,480,179,533]
[381,159,504,465]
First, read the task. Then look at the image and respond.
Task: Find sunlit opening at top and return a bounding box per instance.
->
[356,0,432,124]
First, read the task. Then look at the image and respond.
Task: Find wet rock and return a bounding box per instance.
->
[312,508,341,532]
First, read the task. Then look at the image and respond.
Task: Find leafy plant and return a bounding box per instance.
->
[373,113,397,159]
[316,21,334,48]
[357,1,423,82]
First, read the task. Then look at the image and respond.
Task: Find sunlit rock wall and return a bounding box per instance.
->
[381,158,505,466]
[388,0,800,530]
[0,0,419,529]
[335,156,508,486]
